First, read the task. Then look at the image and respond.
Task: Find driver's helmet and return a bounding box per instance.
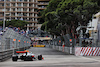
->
[24,50,29,52]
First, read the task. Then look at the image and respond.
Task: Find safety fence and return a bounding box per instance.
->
[49,34,76,55]
[0,28,31,61]
[49,45,75,55]
[0,28,31,51]
[49,34,99,56]
[0,47,30,62]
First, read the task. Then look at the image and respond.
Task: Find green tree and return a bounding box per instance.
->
[0,20,29,29]
[38,0,62,24]
[41,0,100,38]
[7,20,28,29]
[0,21,3,26]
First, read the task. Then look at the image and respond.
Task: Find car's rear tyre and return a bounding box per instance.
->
[12,56,18,61]
[38,55,42,60]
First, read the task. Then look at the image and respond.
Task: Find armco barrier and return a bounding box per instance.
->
[55,46,59,50]
[75,47,100,56]
[0,47,30,62]
[0,49,13,62]
[50,45,75,54]
[59,46,63,51]
[64,47,70,54]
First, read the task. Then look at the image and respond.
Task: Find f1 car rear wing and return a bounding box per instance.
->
[16,50,29,53]
[16,51,26,53]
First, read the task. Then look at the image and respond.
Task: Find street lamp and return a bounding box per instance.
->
[3,0,6,31]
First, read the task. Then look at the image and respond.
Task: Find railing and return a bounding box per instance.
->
[0,49,13,62]
[49,35,76,55]
[0,28,31,61]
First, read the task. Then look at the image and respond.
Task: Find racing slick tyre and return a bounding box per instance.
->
[20,55,26,60]
[24,56,33,61]
[12,55,18,61]
[38,55,42,60]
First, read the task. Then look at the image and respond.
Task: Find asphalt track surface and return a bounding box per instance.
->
[28,47,68,55]
[1,47,100,67]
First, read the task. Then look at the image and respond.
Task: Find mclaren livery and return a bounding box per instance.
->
[12,50,43,61]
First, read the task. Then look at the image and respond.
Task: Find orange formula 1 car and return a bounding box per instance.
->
[12,50,43,61]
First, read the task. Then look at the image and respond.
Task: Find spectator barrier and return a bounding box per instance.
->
[0,28,31,61]
[0,47,30,62]
[75,47,100,56]
[49,45,75,55]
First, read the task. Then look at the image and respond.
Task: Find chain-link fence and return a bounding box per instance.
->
[0,28,31,51]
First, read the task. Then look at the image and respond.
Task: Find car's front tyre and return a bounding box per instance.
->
[12,55,18,61]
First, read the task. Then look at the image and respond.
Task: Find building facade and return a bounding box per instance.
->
[0,0,50,30]
[37,0,50,10]
[0,0,38,30]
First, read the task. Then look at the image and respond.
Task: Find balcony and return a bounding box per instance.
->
[38,3,48,6]
[25,25,38,28]
[38,7,46,10]
[8,11,38,14]
[11,15,15,16]
[12,0,16,1]
[38,2,49,5]
[28,21,38,23]
[17,0,23,2]
[23,4,27,7]
[0,1,4,3]
[10,2,37,4]
[0,6,4,8]
[38,0,50,2]
[0,15,3,17]
[5,16,38,18]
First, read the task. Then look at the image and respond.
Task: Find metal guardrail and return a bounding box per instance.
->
[49,34,76,55]
[0,49,13,62]
[0,46,30,62]
[49,45,75,55]
[0,28,31,62]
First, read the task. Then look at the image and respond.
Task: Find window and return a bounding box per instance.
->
[23,4,27,6]
[18,8,21,11]
[23,13,27,16]
[6,0,10,1]
[12,8,15,11]
[18,3,21,6]
[29,13,32,16]
[6,14,10,16]
[23,8,27,11]
[6,8,10,11]
[29,4,33,7]
[6,3,10,6]
[11,13,15,16]
[29,0,31,2]
[1,0,4,1]
[12,3,15,6]
[0,14,3,16]
[18,0,22,1]
[0,8,2,11]
[24,0,27,2]
[0,4,4,6]
[12,0,16,1]
[18,13,22,16]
